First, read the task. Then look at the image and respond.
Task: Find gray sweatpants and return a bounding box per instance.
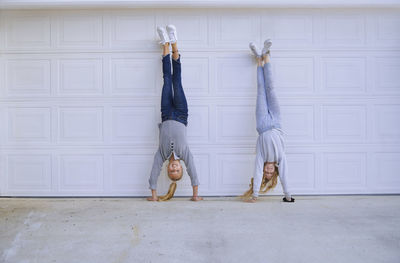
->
[256,63,281,135]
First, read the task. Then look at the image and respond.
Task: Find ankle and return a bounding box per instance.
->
[172,50,179,58]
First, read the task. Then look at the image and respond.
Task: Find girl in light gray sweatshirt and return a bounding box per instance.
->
[147,25,202,202]
[242,40,295,203]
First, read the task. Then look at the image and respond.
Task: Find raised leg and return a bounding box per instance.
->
[256,57,269,134]
[262,54,281,124]
[161,44,173,121]
[171,42,179,61]
[171,42,188,125]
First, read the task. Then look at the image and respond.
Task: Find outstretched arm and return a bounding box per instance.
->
[191,185,203,201]
[147,189,158,201]
[182,147,200,187]
[148,149,164,201]
[182,147,202,200]
[278,155,293,201]
[252,140,264,199]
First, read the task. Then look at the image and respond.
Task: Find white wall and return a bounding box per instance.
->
[0,8,400,196]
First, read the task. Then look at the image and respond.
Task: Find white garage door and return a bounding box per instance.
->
[1,8,400,196]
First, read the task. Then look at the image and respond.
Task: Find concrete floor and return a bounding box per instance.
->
[0,196,399,263]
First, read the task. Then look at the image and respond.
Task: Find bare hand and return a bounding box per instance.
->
[191,196,203,201]
[147,196,159,201]
[245,197,257,203]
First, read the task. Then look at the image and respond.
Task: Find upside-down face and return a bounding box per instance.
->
[168,159,183,181]
[263,162,276,180]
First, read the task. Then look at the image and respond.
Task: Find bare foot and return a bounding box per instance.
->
[147,196,158,201]
[245,197,257,203]
[191,196,203,201]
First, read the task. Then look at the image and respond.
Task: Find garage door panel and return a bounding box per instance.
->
[322,105,367,143]
[7,154,52,191]
[109,10,156,49]
[57,13,103,48]
[59,154,104,192]
[58,107,104,143]
[372,105,400,143]
[217,153,255,193]
[261,11,314,47]
[321,11,366,47]
[216,57,255,96]
[5,12,52,49]
[281,105,315,143]
[216,106,257,143]
[371,13,400,47]
[7,107,52,144]
[187,105,210,144]
[214,12,261,48]
[373,152,400,186]
[110,154,152,191]
[111,106,158,143]
[58,58,103,95]
[181,57,210,95]
[323,152,367,189]
[273,57,314,94]
[285,153,315,191]
[110,57,159,95]
[6,59,51,96]
[320,57,367,94]
[373,57,400,94]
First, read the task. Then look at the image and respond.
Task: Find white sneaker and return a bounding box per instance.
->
[249,42,261,57]
[261,39,272,56]
[157,26,169,45]
[166,24,178,44]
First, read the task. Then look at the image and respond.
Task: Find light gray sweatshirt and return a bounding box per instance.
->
[149,120,199,190]
[252,128,291,199]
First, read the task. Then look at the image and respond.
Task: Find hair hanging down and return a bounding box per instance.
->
[158,181,178,201]
[159,161,184,201]
[241,169,279,199]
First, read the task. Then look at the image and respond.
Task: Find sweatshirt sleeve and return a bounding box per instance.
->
[148,149,164,190]
[252,140,264,198]
[182,147,200,186]
[278,154,291,200]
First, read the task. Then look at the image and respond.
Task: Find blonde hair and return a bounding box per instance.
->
[158,171,183,201]
[241,165,279,199]
[158,181,178,201]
